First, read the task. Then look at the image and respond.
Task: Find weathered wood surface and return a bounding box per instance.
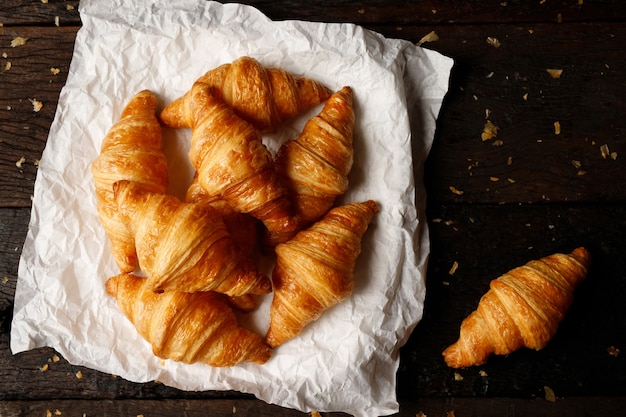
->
[1,1,625,416]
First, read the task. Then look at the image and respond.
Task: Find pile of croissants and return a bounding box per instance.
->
[91,56,592,370]
[91,56,379,366]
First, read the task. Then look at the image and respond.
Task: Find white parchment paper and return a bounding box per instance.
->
[11,1,453,416]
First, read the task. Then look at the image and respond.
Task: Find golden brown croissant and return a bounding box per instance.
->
[442,247,591,368]
[91,90,169,273]
[265,200,379,348]
[185,172,259,260]
[185,173,261,312]
[106,273,271,366]
[113,179,271,296]
[160,56,332,132]
[275,86,355,224]
[187,81,301,246]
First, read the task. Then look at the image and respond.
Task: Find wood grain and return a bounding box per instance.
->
[1,397,626,417]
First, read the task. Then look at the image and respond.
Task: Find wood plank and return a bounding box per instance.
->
[0,399,320,417]
[1,396,626,417]
[211,1,626,25]
[0,27,77,207]
[0,208,29,313]
[398,397,626,417]
[3,0,626,27]
[0,0,81,27]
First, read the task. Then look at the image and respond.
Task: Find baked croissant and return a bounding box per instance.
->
[186,173,261,312]
[91,90,169,273]
[265,200,379,348]
[275,86,355,224]
[442,247,591,368]
[106,273,271,366]
[160,56,332,132]
[185,172,259,260]
[113,179,271,296]
[187,81,300,246]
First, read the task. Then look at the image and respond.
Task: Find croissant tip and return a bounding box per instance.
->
[264,332,281,349]
[121,90,158,118]
[253,346,273,364]
[363,199,379,214]
[104,274,120,297]
[570,246,591,262]
[442,342,487,369]
[339,85,353,96]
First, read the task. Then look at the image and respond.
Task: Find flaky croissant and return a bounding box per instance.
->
[106,273,271,366]
[275,86,355,225]
[186,173,261,313]
[159,56,332,132]
[442,247,591,368]
[185,172,259,260]
[113,179,271,296]
[91,90,169,273]
[187,81,300,246]
[265,200,379,348]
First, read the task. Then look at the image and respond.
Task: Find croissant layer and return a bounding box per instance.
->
[113,179,271,296]
[185,172,260,260]
[265,200,379,348]
[106,273,271,366]
[188,82,300,246]
[91,90,169,273]
[160,56,332,131]
[275,86,355,224]
[442,247,591,368]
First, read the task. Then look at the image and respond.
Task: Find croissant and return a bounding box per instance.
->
[91,90,169,273]
[160,56,332,132]
[185,172,259,260]
[265,200,379,348]
[106,273,271,366]
[187,81,300,246]
[275,86,355,224]
[186,173,261,312]
[442,247,591,368]
[113,179,271,296]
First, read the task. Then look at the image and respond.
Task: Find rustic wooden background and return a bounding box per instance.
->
[1,1,625,416]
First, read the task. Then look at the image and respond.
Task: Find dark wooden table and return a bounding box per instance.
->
[2,1,625,416]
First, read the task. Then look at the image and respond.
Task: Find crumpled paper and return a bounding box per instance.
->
[10,1,453,416]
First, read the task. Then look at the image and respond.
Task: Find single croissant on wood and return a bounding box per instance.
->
[113,179,271,296]
[160,56,332,132]
[442,247,591,368]
[106,273,271,366]
[275,86,355,225]
[187,81,301,246]
[91,90,169,273]
[265,200,379,348]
